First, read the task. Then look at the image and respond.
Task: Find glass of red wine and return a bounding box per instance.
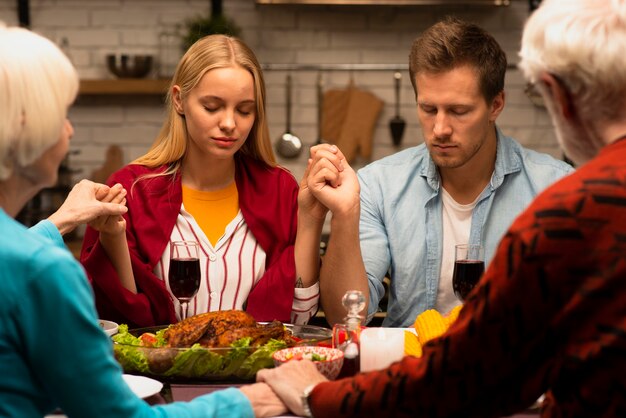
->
[452,244,485,301]
[168,240,201,321]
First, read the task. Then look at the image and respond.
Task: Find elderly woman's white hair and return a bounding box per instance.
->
[0,23,78,181]
[519,0,626,124]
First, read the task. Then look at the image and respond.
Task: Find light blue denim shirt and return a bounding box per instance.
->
[358,128,574,327]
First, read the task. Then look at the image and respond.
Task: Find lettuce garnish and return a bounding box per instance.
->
[112,326,287,380]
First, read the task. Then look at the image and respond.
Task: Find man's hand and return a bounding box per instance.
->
[299,144,360,221]
[256,360,328,416]
[307,144,360,218]
[238,383,288,417]
[47,180,127,236]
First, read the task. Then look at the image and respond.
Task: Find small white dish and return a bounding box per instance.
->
[122,374,163,399]
[98,319,119,337]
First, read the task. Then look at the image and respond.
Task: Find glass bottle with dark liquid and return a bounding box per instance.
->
[332,290,366,378]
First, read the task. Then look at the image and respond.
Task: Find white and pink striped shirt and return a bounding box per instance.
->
[154,207,319,324]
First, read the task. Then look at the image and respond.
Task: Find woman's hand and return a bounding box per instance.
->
[297,145,339,223]
[239,383,288,417]
[88,183,127,236]
[256,360,328,416]
[47,180,127,236]
[303,144,360,219]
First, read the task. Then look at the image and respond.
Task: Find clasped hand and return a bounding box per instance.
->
[298,144,360,221]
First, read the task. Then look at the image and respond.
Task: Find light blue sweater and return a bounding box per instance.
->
[0,209,253,417]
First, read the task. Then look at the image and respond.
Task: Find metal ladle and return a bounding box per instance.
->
[275,73,303,159]
[389,71,406,146]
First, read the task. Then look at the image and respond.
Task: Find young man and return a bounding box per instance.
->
[318,17,573,326]
[258,1,626,416]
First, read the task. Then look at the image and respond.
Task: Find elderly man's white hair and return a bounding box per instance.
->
[519,0,626,124]
[0,23,79,181]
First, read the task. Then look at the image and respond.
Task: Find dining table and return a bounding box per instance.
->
[145,381,298,417]
[141,379,541,418]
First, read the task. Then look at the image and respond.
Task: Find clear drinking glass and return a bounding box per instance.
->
[168,240,201,321]
[452,243,485,301]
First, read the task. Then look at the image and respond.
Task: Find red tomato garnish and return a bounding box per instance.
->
[139,333,158,347]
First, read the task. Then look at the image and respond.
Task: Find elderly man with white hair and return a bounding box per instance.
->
[256,1,626,417]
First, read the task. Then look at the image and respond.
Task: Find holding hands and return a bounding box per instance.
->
[46,179,127,236]
[299,144,360,220]
[256,360,328,416]
[87,182,128,236]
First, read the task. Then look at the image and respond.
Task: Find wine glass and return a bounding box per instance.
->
[452,244,485,301]
[168,240,201,321]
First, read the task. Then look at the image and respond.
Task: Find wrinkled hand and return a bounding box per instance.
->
[304,144,360,218]
[256,360,328,416]
[47,180,127,236]
[238,383,288,417]
[87,183,127,236]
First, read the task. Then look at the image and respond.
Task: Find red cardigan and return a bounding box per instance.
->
[81,156,299,328]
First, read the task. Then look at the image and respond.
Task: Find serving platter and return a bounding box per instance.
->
[113,322,332,382]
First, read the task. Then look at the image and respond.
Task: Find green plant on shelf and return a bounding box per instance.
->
[181,0,241,52]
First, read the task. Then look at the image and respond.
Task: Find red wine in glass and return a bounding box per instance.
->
[169,241,200,320]
[452,259,485,301]
[169,258,200,300]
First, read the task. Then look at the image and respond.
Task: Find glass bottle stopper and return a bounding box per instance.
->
[342,290,365,330]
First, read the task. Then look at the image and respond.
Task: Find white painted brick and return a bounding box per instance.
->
[121,30,159,47]
[31,9,89,27]
[256,49,297,64]
[260,8,297,30]
[92,125,161,145]
[69,106,125,124]
[123,107,167,124]
[261,30,330,50]
[91,9,160,27]
[296,49,361,65]
[298,10,367,31]
[64,29,120,47]
[334,31,400,49]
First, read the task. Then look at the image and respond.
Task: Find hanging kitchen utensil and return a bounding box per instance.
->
[389,71,406,146]
[275,73,303,159]
[315,72,325,145]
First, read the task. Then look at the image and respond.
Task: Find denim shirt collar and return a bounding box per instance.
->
[420,126,523,193]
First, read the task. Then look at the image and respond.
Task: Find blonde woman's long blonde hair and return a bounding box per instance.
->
[133,34,275,177]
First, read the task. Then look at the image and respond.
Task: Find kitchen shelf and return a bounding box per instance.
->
[256,0,509,5]
[79,79,171,95]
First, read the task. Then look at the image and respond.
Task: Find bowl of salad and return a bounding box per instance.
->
[111,310,332,382]
[272,346,344,380]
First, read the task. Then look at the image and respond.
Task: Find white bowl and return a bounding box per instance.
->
[99,319,119,337]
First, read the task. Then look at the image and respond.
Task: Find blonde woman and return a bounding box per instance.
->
[81,35,325,327]
[0,23,284,418]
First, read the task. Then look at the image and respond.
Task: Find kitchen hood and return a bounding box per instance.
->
[256,0,510,5]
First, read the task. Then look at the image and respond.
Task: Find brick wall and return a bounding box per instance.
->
[0,0,560,187]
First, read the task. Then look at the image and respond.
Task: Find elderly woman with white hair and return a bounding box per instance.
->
[0,23,285,417]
